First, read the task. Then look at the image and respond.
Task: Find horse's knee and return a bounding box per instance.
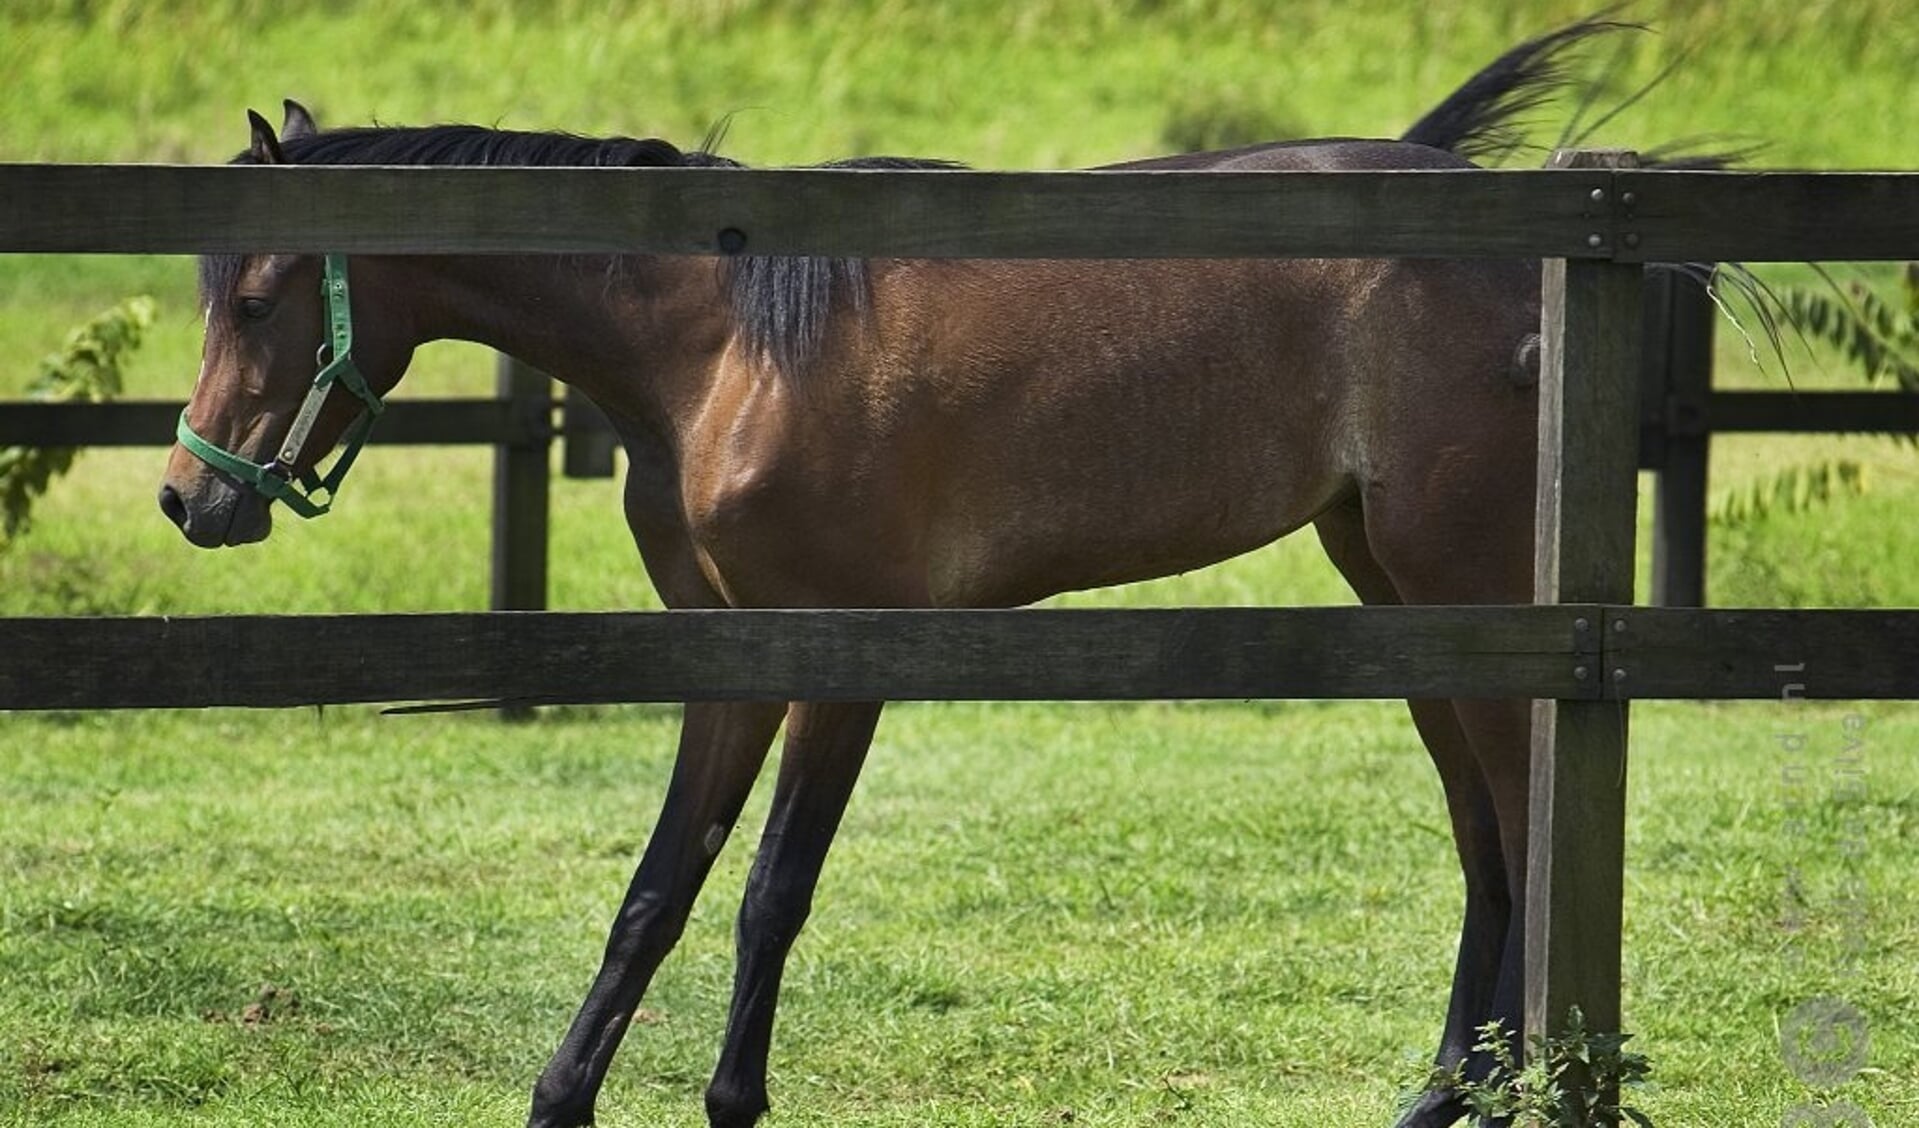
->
[604,889,694,965]
[736,869,813,956]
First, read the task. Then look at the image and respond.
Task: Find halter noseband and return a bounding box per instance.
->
[175,254,385,519]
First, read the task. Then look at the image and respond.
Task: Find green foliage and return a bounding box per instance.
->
[1709,266,1917,529]
[1423,1008,1655,1128]
[0,295,154,547]
[1778,265,1919,392]
[1710,460,1868,528]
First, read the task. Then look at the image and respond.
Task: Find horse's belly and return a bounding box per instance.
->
[921,437,1346,608]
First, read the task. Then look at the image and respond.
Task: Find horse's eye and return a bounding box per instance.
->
[237,297,274,321]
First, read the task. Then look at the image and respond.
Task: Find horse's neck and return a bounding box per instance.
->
[412,254,729,439]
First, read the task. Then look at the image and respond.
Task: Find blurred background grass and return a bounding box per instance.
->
[1,2,1916,1125]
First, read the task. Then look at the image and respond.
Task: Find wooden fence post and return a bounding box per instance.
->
[1648,267,1715,607]
[492,354,551,613]
[1526,150,1643,1105]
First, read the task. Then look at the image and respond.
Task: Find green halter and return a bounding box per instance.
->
[176,254,385,519]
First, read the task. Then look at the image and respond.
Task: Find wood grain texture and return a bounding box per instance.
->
[490,356,549,615]
[1616,170,1919,263]
[1524,690,1631,1057]
[0,164,1613,258]
[0,606,1598,711]
[4,605,1911,710]
[1706,391,1919,434]
[0,398,548,446]
[1646,268,1714,607]
[1533,271,1645,604]
[1528,149,1644,1062]
[5,165,1912,261]
[1608,608,1919,700]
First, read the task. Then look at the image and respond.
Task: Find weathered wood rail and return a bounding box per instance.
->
[5,164,1915,259]
[3,158,1917,1105]
[2,606,1913,710]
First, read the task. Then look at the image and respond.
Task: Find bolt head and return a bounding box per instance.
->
[1621,191,1638,207]
[1612,667,1628,682]
[1589,187,1607,204]
[1586,233,1604,248]
[1574,665,1591,681]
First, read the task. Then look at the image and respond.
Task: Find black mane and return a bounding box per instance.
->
[198,122,962,377]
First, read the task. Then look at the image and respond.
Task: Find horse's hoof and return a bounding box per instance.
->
[527,1081,596,1128]
[704,1080,769,1128]
[1392,1084,1466,1128]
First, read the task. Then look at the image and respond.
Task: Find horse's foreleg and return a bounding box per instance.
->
[529,699,788,1128]
[704,700,884,1128]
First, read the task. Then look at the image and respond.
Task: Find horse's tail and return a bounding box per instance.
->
[1401,14,1634,161]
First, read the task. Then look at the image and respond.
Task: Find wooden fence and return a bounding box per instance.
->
[2,156,1917,1089]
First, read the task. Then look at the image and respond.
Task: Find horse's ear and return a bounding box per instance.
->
[281,99,318,142]
[247,109,285,165]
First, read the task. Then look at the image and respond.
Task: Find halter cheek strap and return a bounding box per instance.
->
[175,254,385,519]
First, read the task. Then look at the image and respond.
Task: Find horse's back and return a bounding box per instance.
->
[1102,137,1479,173]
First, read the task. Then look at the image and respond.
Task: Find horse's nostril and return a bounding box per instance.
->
[158,484,190,531]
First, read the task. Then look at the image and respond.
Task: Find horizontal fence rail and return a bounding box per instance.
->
[1704,391,1919,434]
[2,606,1916,711]
[1612,169,1919,262]
[2,165,1915,262]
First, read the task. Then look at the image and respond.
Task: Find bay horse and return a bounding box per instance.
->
[160,19,1624,1128]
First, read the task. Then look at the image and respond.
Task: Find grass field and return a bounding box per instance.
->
[3,2,1918,1125]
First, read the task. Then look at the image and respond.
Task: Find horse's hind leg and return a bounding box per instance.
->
[1316,501,1509,1128]
[705,700,884,1128]
[529,699,787,1128]
[1345,408,1538,1124]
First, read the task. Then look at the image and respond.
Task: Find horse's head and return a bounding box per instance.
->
[160,101,415,547]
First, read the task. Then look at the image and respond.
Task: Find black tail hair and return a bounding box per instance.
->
[1402,14,1638,161]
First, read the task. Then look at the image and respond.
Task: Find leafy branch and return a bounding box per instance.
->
[1778,264,1919,393]
[1709,264,1917,529]
[0,295,156,547]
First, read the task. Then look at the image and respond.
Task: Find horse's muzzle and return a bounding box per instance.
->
[158,479,272,548]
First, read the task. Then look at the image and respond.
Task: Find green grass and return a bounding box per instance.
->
[3,702,1915,1125]
[3,2,1918,1125]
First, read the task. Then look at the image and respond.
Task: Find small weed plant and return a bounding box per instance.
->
[1423,1008,1655,1128]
